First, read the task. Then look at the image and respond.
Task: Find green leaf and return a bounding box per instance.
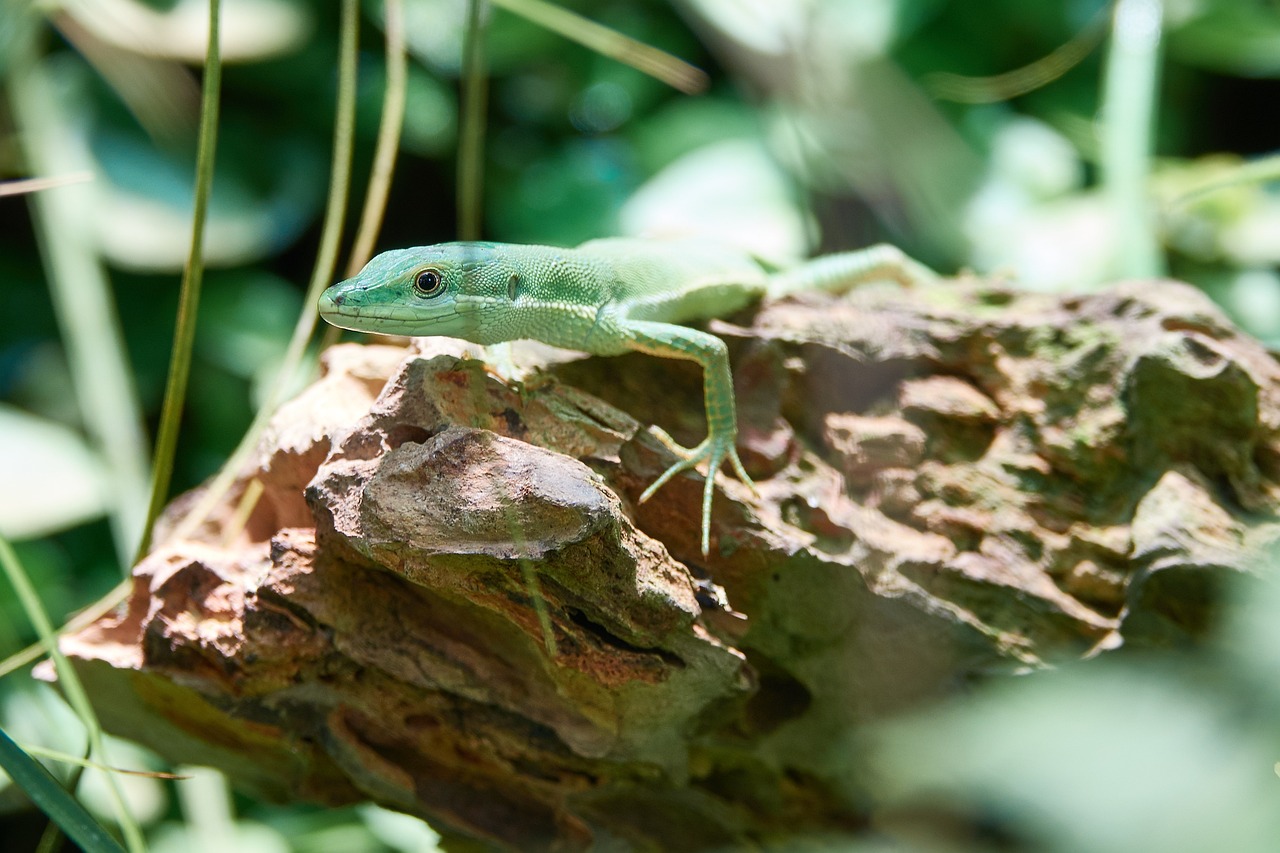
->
[0,405,108,539]
[0,725,126,853]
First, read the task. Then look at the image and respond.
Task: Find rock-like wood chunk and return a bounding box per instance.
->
[59,278,1280,849]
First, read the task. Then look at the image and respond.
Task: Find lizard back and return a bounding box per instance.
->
[575,238,770,324]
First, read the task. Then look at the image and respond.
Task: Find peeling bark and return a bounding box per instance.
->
[59,278,1280,849]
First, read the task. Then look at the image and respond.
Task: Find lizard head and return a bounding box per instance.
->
[318,243,517,342]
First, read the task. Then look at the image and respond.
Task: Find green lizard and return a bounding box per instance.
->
[318,238,934,556]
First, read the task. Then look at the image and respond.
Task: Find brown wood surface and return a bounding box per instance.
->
[58,277,1280,850]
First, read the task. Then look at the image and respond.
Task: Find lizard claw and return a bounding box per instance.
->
[640,427,754,556]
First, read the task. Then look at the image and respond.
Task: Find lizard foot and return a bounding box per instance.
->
[639,427,757,556]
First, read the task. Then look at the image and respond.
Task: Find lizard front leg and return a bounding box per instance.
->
[623,320,755,557]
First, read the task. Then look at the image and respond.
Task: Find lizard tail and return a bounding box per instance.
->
[766,243,937,299]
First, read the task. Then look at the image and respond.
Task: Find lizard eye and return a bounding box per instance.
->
[413,268,445,297]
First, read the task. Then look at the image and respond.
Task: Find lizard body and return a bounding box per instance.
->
[319,238,933,556]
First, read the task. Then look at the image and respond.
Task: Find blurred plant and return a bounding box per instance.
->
[0,532,143,850]
[860,562,1280,853]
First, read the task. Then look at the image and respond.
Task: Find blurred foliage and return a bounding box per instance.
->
[859,567,1280,853]
[2,0,1280,849]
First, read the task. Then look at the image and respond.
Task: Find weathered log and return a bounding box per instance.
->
[59,278,1280,849]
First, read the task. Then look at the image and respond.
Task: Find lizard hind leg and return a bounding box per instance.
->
[766,243,937,298]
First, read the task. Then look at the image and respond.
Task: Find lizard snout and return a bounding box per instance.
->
[318,289,344,311]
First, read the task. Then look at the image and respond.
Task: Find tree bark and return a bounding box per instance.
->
[59,277,1280,849]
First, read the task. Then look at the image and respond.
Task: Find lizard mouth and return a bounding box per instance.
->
[318,295,465,334]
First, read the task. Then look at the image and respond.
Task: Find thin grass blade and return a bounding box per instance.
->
[165,0,360,544]
[1101,0,1164,279]
[0,171,94,197]
[490,0,707,94]
[134,0,223,560]
[927,3,1111,103]
[458,0,489,241]
[346,0,408,274]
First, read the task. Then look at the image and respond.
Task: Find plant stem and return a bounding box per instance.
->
[135,0,223,561]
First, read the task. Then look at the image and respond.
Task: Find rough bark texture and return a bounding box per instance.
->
[61,278,1280,850]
